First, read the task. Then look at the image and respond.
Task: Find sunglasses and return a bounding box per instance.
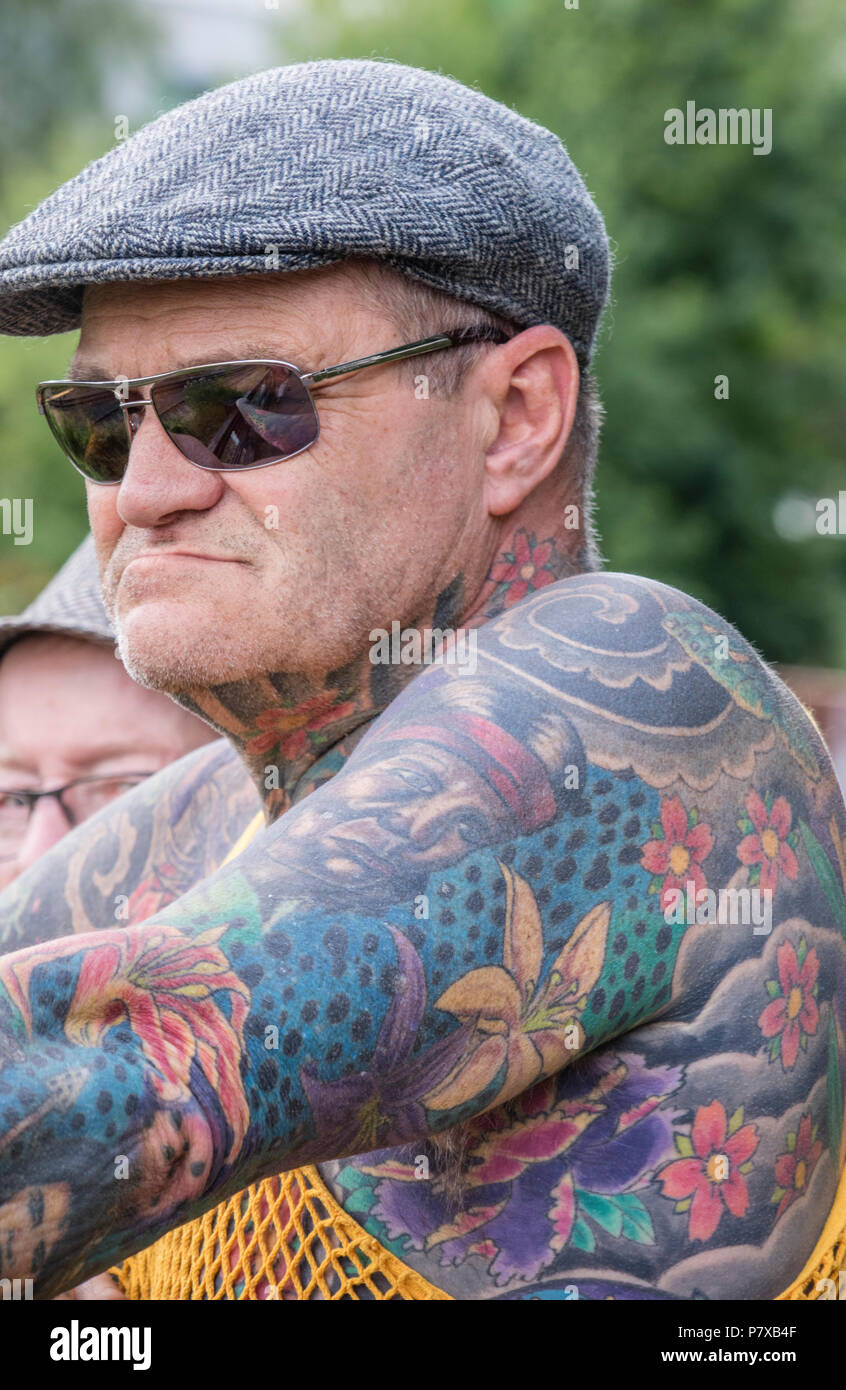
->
[36,329,508,485]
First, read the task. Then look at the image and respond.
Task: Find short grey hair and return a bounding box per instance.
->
[342,257,603,572]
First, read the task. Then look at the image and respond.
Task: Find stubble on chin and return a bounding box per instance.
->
[113,601,276,695]
[102,550,272,694]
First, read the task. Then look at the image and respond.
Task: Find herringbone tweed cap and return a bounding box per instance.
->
[0,59,610,364]
[0,534,114,660]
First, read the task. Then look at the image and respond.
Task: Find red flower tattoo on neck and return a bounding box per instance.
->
[486,530,562,611]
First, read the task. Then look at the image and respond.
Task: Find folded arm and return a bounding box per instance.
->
[1,574,844,1298]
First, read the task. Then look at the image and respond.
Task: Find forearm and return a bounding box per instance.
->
[0,1018,166,1294]
[0,776,616,1295]
[0,910,257,1294]
[0,903,469,1293]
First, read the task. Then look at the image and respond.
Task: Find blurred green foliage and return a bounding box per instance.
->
[0,0,157,609]
[1,0,844,668]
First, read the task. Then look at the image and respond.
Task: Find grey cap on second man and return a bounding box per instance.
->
[0,60,610,366]
[0,535,114,662]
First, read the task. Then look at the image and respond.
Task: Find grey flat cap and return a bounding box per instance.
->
[0,534,114,661]
[0,59,610,365]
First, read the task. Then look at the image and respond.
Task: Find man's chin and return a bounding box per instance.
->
[114,603,248,693]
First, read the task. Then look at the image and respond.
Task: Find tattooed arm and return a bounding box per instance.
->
[318,581,846,1300]
[0,737,261,952]
[0,574,844,1298]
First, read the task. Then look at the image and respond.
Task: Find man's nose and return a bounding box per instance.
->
[15,797,74,873]
[114,403,225,528]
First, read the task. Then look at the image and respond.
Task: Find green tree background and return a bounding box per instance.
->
[1,0,844,668]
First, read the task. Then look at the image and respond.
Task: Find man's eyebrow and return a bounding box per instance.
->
[65,345,307,382]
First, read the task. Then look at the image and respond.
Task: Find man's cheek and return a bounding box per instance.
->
[87,490,127,559]
[85,480,118,532]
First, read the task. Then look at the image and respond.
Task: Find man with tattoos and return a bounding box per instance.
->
[0,60,843,1302]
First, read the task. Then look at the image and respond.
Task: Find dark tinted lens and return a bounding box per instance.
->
[41,385,130,483]
[152,363,319,470]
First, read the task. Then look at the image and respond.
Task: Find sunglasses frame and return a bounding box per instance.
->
[37,329,509,484]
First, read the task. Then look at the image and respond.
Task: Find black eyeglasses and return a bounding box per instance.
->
[0,771,154,856]
[36,329,509,485]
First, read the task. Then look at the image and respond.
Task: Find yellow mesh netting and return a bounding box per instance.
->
[115,1165,450,1301]
[111,811,846,1300]
[777,1236,846,1301]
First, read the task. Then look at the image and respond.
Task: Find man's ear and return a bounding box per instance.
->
[479,326,580,518]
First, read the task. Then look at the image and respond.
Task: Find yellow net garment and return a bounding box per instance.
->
[115,1163,450,1300]
[113,812,846,1301]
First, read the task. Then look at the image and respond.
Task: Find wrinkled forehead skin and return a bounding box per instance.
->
[72,266,397,380]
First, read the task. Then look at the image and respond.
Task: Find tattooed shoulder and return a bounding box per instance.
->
[317,573,846,1299]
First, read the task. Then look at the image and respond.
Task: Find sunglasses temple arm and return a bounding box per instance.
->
[302,335,457,387]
